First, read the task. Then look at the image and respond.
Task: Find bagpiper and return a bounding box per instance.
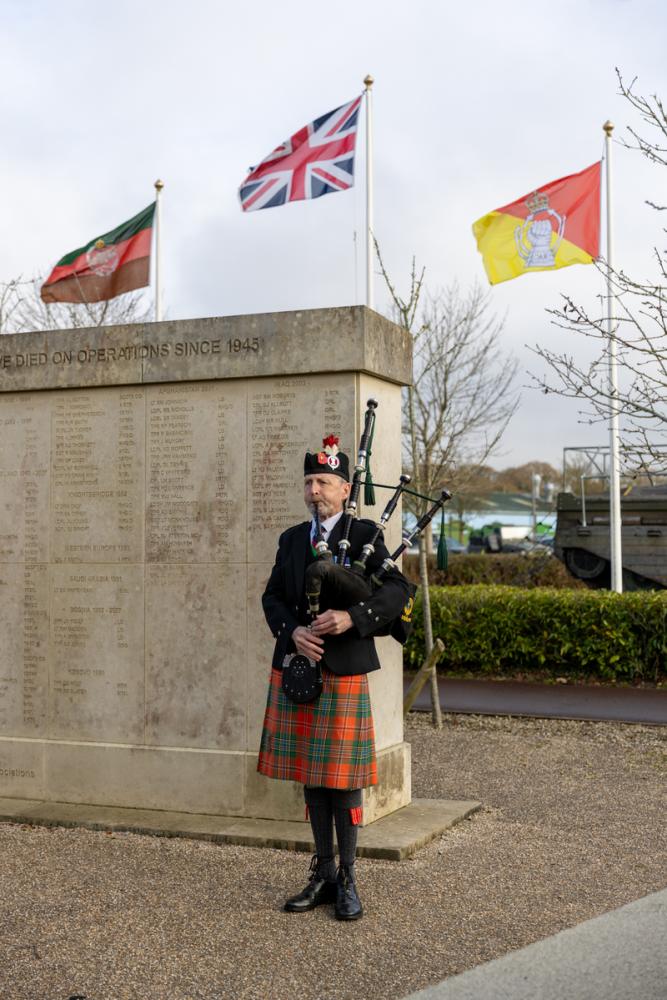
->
[258,435,410,920]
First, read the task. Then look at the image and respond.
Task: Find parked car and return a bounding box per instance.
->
[406,534,465,556]
[467,524,553,555]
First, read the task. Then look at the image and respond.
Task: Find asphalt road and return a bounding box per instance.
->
[406,677,667,725]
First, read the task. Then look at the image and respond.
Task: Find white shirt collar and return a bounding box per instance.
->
[311,510,344,538]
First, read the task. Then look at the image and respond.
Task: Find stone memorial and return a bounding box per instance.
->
[0,307,412,825]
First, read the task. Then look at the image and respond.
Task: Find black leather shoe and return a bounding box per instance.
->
[335,865,363,921]
[284,856,337,913]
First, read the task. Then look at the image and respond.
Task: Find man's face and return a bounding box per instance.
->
[304,474,351,520]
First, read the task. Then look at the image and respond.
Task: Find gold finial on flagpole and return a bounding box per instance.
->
[364,74,374,90]
[154,180,164,323]
[603,120,614,136]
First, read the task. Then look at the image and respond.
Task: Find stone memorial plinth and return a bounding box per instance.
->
[0,307,412,824]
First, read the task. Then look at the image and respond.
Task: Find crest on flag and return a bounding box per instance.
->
[514,191,566,269]
[239,96,362,212]
[86,239,121,276]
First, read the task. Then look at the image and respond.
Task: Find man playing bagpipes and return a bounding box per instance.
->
[257,418,411,921]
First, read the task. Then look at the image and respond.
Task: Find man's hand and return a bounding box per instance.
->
[292,625,324,662]
[310,610,353,637]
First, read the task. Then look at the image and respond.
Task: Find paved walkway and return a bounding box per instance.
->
[407,677,667,725]
[402,887,667,1000]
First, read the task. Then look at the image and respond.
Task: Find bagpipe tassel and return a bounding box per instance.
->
[437,505,448,571]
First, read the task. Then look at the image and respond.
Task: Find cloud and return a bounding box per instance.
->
[3,0,667,466]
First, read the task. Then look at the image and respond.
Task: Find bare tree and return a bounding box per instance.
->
[532,262,667,476]
[531,71,667,477]
[411,283,520,515]
[616,70,667,184]
[0,276,152,335]
[491,461,560,494]
[375,242,519,727]
[375,249,442,727]
[0,280,25,334]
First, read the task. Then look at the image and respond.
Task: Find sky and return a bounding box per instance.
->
[3,0,667,471]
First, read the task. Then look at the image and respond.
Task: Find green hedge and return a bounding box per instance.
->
[402,553,584,588]
[404,585,667,683]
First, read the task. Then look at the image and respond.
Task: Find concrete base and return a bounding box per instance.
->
[0,795,480,861]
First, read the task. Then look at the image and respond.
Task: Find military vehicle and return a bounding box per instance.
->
[555,485,667,590]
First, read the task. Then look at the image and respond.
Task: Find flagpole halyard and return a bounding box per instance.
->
[603,120,623,593]
[364,74,374,310]
[154,179,164,322]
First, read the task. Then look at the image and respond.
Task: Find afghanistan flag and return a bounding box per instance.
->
[472,162,601,285]
[41,202,155,304]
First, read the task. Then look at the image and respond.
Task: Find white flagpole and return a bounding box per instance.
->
[154,178,164,322]
[603,121,623,593]
[364,74,374,310]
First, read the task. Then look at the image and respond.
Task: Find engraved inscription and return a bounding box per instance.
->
[247,378,355,560]
[145,563,247,748]
[146,383,245,563]
[0,335,264,373]
[21,565,49,730]
[50,566,143,741]
[249,388,308,534]
[51,389,144,563]
[0,563,48,735]
[0,372,366,766]
[323,388,344,443]
[0,393,50,736]
[0,394,50,563]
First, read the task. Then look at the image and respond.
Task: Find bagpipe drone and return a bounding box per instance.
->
[305,398,453,644]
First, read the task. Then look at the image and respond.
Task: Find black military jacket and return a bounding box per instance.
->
[262,516,411,676]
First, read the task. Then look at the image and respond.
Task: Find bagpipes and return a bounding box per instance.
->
[305,398,453,644]
[282,398,452,704]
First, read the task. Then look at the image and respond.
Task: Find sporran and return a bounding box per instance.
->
[281,652,323,704]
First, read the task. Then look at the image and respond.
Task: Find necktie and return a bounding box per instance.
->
[311,523,326,556]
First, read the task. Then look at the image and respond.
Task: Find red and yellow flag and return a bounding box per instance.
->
[472,162,601,285]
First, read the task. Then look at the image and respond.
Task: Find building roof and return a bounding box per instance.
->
[461,492,555,515]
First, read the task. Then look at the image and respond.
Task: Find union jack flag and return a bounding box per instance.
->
[239,95,362,212]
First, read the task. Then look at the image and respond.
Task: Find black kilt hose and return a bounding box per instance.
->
[258,517,410,790]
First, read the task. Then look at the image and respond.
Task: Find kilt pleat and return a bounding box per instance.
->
[257,667,377,789]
